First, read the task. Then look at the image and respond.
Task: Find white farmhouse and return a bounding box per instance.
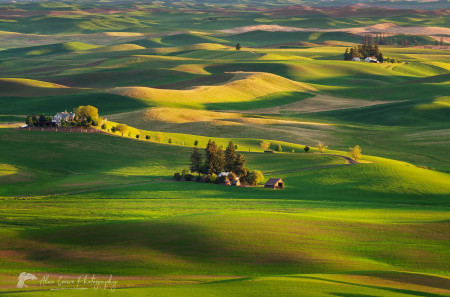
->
[52,110,76,125]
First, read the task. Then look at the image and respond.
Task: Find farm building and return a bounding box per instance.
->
[365,57,378,63]
[264,178,284,189]
[52,110,76,125]
[352,57,360,61]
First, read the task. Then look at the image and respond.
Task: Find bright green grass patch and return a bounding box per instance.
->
[416,96,450,110]
[1,42,100,57]
[312,97,450,126]
[3,272,450,297]
[0,211,446,277]
[204,91,314,111]
[0,115,25,123]
[0,92,150,115]
[107,72,315,106]
[160,33,231,47]
[0,164,17,176]
[2,127,449,204]
[224,31,361,47]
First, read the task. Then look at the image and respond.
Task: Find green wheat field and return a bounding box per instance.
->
[0,0,449,296]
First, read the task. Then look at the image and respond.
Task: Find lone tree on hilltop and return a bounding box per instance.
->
[236,43,241,51]
[260,140,270,151]
[225,141,237,172]
[190,147,203,176]
[349,145,362,161]
[304,146,310,153]
[316,141,328,154]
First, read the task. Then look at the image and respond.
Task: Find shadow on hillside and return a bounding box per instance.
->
[21,220,308,273]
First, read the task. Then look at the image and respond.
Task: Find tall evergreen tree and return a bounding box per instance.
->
[205,140,215,172]
[344,48,349,61]
[224,141,237,171]
[374,44,380,57]
[190,147,203,176]
[234,153,247,178]
[205,140,222,174]
[349,48,355,59]
[216,147,225,173]
[236,43,241,50]
[39,113,46,126]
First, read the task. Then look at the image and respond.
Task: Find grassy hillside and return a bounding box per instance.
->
[0,42,100,57]
[0,129,449,295]
[108,72,316,108]
[0,2,449,296]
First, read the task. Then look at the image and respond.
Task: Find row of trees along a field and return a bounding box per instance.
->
[362,34,445,47]
[175,140,264,186]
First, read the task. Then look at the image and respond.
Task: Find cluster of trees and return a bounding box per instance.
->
[344,44,383,62]
[191,140,247,176]
[110,123,130,136]
[177,140,263,186]
[74,105,99,126]
[26,114,53,127]
[362,33,440,47]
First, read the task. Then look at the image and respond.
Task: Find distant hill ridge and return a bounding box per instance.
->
[222,23,450,36]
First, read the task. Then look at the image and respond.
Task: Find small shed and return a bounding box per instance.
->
[264,178,284,189]
[365,57,378,63]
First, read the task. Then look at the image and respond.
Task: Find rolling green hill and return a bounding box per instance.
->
[0,2,449,296]
[0,41,100,57]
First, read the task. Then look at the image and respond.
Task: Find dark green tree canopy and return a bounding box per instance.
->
[225,141,237,172]
[190,147,203,175]
[234,153,247,178]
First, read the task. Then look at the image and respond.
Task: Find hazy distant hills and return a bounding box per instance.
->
[0,0,449,10]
